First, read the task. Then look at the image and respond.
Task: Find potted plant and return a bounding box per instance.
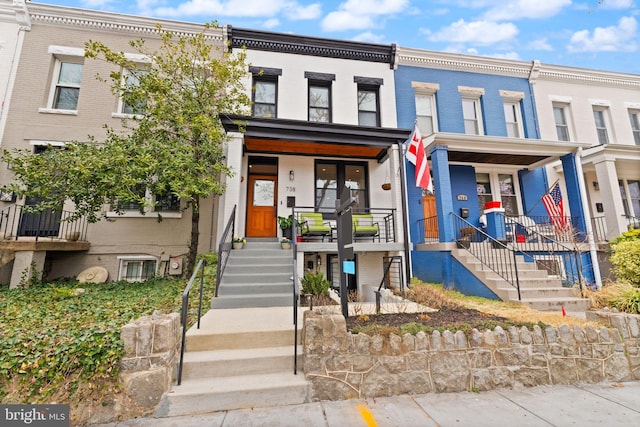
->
[232,235,246,249]
[280,237,291,249]
[278,215,300,240]
[456,226,474,249]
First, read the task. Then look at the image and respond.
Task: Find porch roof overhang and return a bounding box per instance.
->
[423,132,592,169]
[220,115,413,162]
[580,143,640,171]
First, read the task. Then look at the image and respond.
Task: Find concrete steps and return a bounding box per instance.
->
[157,307,309,417]
[213,240,294,309]
[452,247,589,312]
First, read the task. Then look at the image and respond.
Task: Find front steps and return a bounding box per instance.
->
[212,239,293,309]
[452,244,590,312]
[156,306,309,417]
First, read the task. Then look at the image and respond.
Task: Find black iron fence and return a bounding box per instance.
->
[0,204,87,241]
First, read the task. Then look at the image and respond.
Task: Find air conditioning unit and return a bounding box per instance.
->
[168,257,183,275]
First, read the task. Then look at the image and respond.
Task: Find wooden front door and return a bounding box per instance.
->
[247,175,277,237]
[422,195,438,238]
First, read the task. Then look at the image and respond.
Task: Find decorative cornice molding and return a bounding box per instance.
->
[228,26,395,67]
[536,65,640,89]
[25,2,223,42]
[13,0,31,30]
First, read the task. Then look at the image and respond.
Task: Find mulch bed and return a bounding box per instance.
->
[345,306,508,331]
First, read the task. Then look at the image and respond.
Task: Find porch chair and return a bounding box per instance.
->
[299,212,332,242]
[352,214,380,242]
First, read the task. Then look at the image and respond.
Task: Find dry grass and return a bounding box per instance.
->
[407,280,604,328]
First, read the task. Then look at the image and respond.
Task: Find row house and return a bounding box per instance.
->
[533,65,640,243]
[395,48,596,309]
[0,1,221,286]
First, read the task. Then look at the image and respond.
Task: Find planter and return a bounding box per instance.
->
[232,242,244,249]
[281,227,292,240]
[381,183,391,191]
[281,242,291,250]
[65,231,81,241]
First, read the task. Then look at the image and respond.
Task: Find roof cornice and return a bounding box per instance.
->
[25,1,223,42]
[396,46,533,78]
[228,26,396,67]
[536,63,640,89]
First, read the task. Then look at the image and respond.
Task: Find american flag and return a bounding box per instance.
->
[542,183,566,228]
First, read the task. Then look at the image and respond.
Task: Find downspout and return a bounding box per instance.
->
[527,60,541,139]
[397,141,412,285]
[576,147,603,290]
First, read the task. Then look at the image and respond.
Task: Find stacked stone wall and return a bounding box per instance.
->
[303,309,640,401]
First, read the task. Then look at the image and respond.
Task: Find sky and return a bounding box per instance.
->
[35,0,640,74]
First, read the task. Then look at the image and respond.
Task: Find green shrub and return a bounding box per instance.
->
[300,272,330,296]
[609,240,640,287]
[610,228,640,245]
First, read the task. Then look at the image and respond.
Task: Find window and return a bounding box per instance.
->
[498,174,518,216]
[115,186,180,214]
[305,72,334,123]
[51,61,83,110]
[503,102,523,138]
[462,98,482,135]
[476,173,492,212]
[415,93,437,135]
[118,256,157,282]
[120,69,148,115]
[621,180,640,217]
[629,110,640,145]
[553,104,570,141]
[355,76,382,127]
[593,107,610,144]
[315,161,368,213]
[250,66,281,118]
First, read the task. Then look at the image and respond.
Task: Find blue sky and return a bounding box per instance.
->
[37,0,640,74]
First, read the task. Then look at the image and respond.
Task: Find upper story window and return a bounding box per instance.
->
[39,46,85,115]
[629,110,640,145]
[552,103,571,141]
[592,106,611,145]
[412,82,439,135]
[500,90,525,138]
[250,66,282,118]
[112,185,180,216]
[305,72,335,123]
[355,76,382,127]
[459,86,484,136]
[120,69,148,115]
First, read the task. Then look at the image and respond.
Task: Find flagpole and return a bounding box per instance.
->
[397,141,413,285]
[526,179,560,216]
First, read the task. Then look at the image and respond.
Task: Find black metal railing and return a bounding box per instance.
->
[590,216,608,242]
[291,206,300,375]
[415,215,439,244]
[292,206,397,243]
[0,204,88,241]
[452,214,522,299]
[215,205,236,297]
[177,258,207,386]
[505,215,580,243]
[374,255,404,314]
[495,215,585,292]
[626,215,640,230]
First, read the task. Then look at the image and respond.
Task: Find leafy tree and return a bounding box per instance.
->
[3,23,250,275]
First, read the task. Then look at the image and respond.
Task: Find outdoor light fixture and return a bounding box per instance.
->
[316,253,322,266]
[289,170,295,181]
[592,181,599,191]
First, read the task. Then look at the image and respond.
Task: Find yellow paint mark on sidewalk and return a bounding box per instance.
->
[357,403,377,427]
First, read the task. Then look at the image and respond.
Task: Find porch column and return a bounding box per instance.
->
[9,251,46,289]
[560,153,587,240]
[217,132,244,240]
[594,158,627,239]
[431,146,454,243]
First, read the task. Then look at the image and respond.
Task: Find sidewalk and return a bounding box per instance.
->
[98,380,640,426]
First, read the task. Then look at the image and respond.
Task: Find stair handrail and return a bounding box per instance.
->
[452,214,522,300]
[215,204,236,297]
[506,217,585,294]
[291,206,299,375]
[374,255,404,314]
[177,258,207,386]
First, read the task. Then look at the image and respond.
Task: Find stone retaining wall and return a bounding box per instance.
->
[303,309,640,401]
[118,311,181,419]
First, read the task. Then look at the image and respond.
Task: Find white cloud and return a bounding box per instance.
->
[352,31,386,43]
[152,0,319,19]
[490,51,522,60]
[600,0,634,9]
[82,0,114,8]
[263,18,280,29]
[428,19,519,46]
[527,38,553,51]
[568,16,638,52]
[482,0,571,21]
[321,0,409,31]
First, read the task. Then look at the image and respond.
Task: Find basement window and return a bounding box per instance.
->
[118,256,158,282]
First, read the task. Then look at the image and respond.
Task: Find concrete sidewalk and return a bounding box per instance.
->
[98,380,640,426]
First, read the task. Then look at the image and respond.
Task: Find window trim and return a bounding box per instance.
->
[500,90,525,139]
[356,84,380,127]
[476,170,522,216]
[315,160,370,214]
[307,78,332,123]
[628,109,640,145]
[117,255,158,282]
[40,57,84,115]
[106,188,182,218]
[413,82,440,135]
[114,67,148,118]
[552,103,572,142]
[592,106,611,145]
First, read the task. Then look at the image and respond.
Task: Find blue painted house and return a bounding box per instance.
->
[394,48,596,311]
